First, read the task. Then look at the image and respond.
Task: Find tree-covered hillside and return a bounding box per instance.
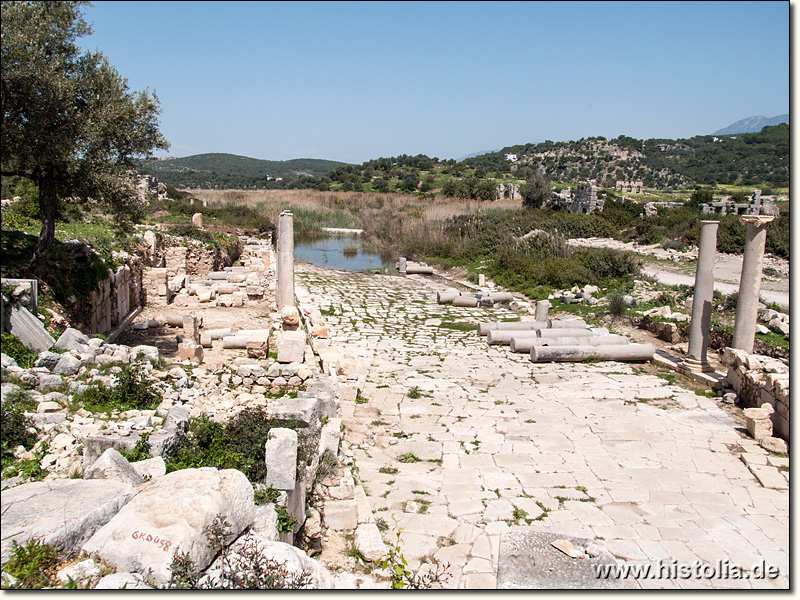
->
[138,125,788,194]
[138,153,345,188]
[467,124,788,189]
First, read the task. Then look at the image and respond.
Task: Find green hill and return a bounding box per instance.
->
[138,153,346,189]
[466,124,789,189]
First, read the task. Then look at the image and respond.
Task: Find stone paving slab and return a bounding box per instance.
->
[296,264,789,589]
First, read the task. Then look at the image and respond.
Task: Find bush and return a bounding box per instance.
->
[607,294,628,317]
[165,409,317,484]
[2,538,61,589]
[74,362,161,414]
[1,332,39,369]
[165,515,311,590]
[1,406,38,469]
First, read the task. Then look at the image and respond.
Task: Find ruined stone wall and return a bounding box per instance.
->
[724,348,789,441]
[495,183,522,201]
[76,256,144,335]
[546,183,604,213]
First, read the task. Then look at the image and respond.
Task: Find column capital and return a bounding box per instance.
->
[739,215,775,227]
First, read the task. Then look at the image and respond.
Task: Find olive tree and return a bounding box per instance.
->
[521,168,550,209]
[1,1,169,269]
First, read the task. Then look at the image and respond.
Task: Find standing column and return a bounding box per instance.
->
[732,215,775,354]
[276,211,295,310]
[679,220,719,373]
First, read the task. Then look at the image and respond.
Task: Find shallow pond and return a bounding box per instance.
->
[293,233,392,272]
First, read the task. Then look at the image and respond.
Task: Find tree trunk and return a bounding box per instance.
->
[31,172,57,271]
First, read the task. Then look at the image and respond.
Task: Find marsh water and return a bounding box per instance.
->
[293,233,392,272]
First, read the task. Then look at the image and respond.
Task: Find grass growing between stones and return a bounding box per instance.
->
[165,409,319,484]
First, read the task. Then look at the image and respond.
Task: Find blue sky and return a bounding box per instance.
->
[80,1,790,164]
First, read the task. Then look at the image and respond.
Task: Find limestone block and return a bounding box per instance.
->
[54,353,83,375]
[54,328,90,353]
[191,213,203,228]
[265,428,298,491]
[760,436,788,454]
[277,331,306,364]
[319,418,342,457]
[281,306,301,327]
[84,448,144,486]
[178,341,204,364]
[323,500,358,530]
[82,468,255,584]
[246,330,270,359]
[131,456,166,480]
[745,416,773,442]
[1,479,135,564]
[355,523,388,562]
[311,324,330,338]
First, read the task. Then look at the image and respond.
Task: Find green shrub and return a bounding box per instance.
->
[607,294,628,317]
[2,538,61,588]
[74,362,161,414]
[1,406,38,469]
[1,332,39,369]
[165,515,311,590]
[165,409,316,484]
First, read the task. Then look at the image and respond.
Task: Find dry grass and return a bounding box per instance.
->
[184,188,522,226]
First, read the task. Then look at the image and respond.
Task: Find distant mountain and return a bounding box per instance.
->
[713,114,789,135]
[456,149,501,161]
[139,153,346,189]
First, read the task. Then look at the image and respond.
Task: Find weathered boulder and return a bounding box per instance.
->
[1,479,135,564]
[54,353,83,375]
[84,448,144,486]
[54,328,90,353]
[82,468,255,584]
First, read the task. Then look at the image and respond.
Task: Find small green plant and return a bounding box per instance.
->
[2,538,60,588]
[398,453,420,463]
[120,432,151,463]
[315,449,338,484]
[276,505,297,533]
[371,420,388,426]
[1,332,39,369]
[379,466,399,475]
[407,386,421,399]
[379,517,450,589]
[355,391,369,404]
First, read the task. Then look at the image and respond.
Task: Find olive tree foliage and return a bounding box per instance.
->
[520,167,550,209]
[1,1,169,268]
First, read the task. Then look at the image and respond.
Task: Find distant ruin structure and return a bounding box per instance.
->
[496,183,522,201]
[700,189,779,217]
[615,180,644,194]
[546,182,604,214]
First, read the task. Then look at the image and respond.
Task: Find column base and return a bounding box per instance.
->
[677,357,716,375]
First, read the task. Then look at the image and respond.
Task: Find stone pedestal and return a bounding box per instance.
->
[679,220,718,374]
[276,211,295,311]
[732,215,775,354]
[535,300,551,322]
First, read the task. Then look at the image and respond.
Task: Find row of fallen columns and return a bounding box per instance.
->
[679,215,775,375]
[479,299,655,363]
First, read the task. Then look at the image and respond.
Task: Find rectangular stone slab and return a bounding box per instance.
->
[497,531,638,589]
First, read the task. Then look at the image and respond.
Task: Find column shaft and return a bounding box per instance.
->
[683,220,719,371]
[732,216,775,353]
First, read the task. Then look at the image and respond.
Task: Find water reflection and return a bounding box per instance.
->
[294,233,391,272]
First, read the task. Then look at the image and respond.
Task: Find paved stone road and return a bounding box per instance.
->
[296,264,789,589]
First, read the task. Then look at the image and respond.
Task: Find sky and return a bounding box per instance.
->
[80,1,791,164]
